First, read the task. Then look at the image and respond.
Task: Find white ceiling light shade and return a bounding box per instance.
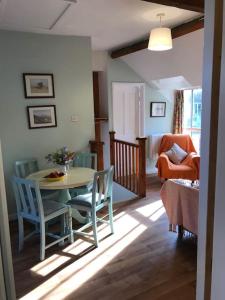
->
[148,13,173,51]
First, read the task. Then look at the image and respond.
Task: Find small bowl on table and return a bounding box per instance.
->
[44,171,65,182]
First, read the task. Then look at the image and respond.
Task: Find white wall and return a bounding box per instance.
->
[92,51,108,72]
[122,29,204,89]
[121,29,204,173]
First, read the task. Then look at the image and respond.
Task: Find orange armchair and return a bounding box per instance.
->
[156,134,200,180]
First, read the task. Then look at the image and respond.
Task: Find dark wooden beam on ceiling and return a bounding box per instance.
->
[111,17,204,59]
[141,0,204,13]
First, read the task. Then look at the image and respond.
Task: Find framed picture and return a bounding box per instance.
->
[27,105,57,129]
[23,73,55,98]
[150,102,166,117]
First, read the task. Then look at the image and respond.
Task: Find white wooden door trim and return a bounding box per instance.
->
[112,82,145,142]
[196,0,224,299]
[0,247,7,300]
[210,0,225,298]
[0,141,16,300]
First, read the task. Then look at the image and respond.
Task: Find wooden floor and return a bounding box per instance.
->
[11,176,197,300]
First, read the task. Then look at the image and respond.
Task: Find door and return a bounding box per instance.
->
[112,82,145,143]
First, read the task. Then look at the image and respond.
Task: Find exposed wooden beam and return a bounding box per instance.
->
[172,16,204,38]
[141,0,204,13]
[111,17,204,59]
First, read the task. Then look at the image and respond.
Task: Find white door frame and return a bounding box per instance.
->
[0,141,16,300]
[197,0,224,299]
[111,82,145,141]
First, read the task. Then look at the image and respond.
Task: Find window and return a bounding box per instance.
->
[183,88,202,153]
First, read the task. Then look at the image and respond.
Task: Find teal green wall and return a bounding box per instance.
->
[145,88,174,172]
[0,30,94,215]
[145,88,174,135]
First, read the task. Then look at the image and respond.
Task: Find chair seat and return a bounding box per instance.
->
[68,193,105,208]
[43,200,69,216]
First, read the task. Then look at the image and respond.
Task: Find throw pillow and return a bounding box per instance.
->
[165,143,188,164]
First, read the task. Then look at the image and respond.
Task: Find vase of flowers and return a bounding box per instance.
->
[45,147,75,175]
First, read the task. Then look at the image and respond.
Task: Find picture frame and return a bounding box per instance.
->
[150,102,166,117]
[23,73,55,98]
[27,105,57,129]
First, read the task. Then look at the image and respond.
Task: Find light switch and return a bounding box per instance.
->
[71,115,79,122]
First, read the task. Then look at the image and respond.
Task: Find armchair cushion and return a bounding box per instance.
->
[165,143,187,164]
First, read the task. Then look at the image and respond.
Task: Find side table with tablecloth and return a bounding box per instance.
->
[160,179,199,235]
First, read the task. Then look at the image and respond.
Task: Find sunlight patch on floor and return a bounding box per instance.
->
[150,206,166,222]
[31,254,71,276]
[135,200,165,221]
[20,212,146,300]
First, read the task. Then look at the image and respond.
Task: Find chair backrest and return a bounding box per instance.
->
[12,176,44,221]
[73,152,97,170]
[158,134,196,155]
[14,158,39,178]
[92,166,114,207]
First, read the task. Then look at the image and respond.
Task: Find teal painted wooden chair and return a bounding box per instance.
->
[14,159,39,178]
[70,152,97,197]
[14,158,58,200]
[68,166,114,247]
[12,176,74,261]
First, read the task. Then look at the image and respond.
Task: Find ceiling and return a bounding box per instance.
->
[0,0,201,50]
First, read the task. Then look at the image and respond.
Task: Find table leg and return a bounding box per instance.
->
[57,189,87,224]
[58,189,71,203]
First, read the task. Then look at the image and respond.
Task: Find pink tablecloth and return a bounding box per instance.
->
[160,180,199,235]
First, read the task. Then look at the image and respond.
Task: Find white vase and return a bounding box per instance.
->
[58,164,69,175]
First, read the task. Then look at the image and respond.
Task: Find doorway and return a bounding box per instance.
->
[112,82,145,143]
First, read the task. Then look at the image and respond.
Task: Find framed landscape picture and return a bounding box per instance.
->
[150,102,166,117]
[23,73,55,98]
[27,105,57,129]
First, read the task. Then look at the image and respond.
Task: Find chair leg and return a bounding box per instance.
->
[45,222,49,235]
[87,211,91,223]
[108,201,114,234]
[18,216,24,252]
[59,215,66,247]
[92,210,98,247]
[40,221,46,261]
[68,209,74,244]
[35,222,39,233]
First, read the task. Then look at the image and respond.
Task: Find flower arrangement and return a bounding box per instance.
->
[45,147,75,166]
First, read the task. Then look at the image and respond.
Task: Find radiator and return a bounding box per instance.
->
[149,133,171,160]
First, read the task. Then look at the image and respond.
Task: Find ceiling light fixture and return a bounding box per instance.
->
[148,13,172,51]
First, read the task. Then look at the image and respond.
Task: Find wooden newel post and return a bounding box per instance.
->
[89,140,104,171]
[136,137,147,198]
[109,131,116,168]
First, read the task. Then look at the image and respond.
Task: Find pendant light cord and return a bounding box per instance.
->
[157,13,165,28]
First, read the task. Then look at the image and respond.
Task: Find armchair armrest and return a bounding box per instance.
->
[183,152,200,178]
[156,152,174,178]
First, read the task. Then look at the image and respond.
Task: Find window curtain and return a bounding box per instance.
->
[173,90,184,134]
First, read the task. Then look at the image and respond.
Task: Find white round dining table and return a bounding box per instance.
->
[27,167,95,224]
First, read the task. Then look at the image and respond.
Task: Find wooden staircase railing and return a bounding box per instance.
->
[109,131,147,198]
